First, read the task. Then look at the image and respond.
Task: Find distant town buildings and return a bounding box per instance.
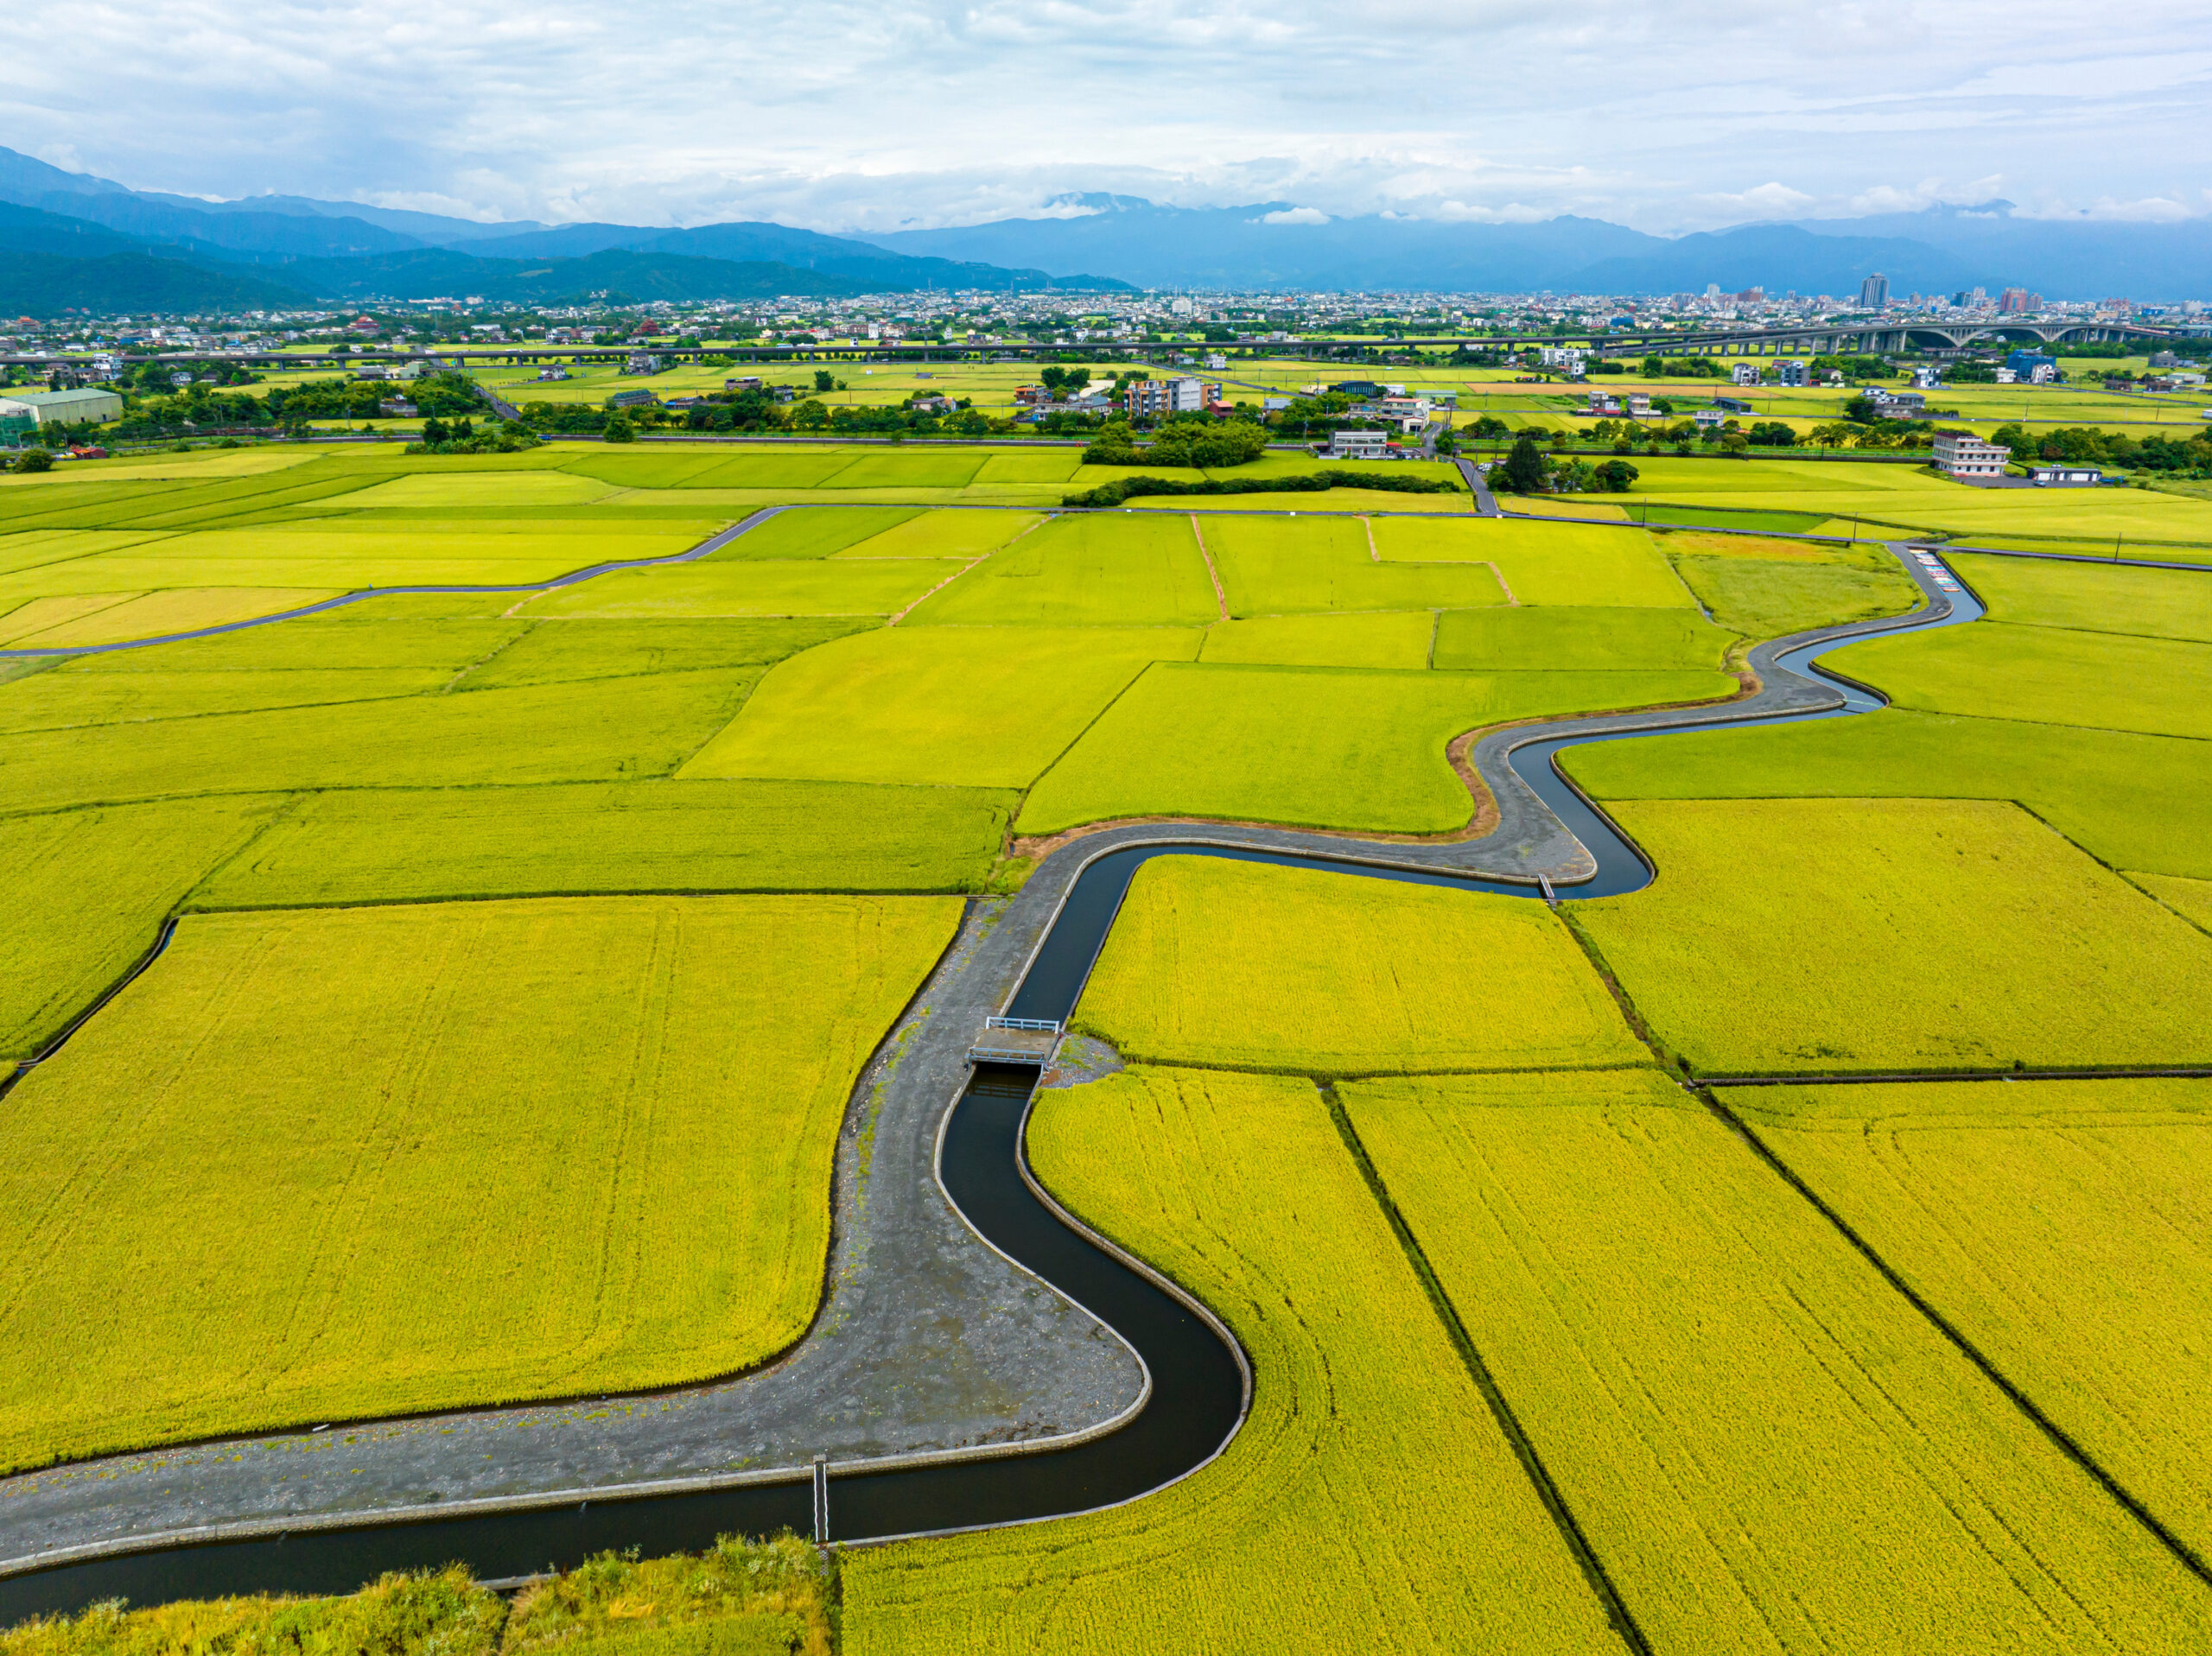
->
[1999,288,2044,314]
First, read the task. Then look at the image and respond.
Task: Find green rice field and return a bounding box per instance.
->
[844,1064,1620,1655]
[1573,797,2212,1075]
[1073,856,1647,1074]
[1346,1069,2212,1650]
[1726,1076,2212,1564]
[1016,660,1731,835]
[0,893,958,1473]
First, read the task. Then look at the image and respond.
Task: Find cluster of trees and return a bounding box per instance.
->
[1489,434,1637,493]
[1640,355,1724,379]
[1989,422,2212,476]
[406,416,539,456]
[1083,417,1268,468]
[114,371,482,436]
[1065,469,1460,509]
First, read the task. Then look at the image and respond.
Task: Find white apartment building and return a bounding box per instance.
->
[1932,431,2011,479]
[1325,428,1390,460]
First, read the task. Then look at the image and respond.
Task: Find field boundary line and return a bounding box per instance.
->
[0,506,791,660]
[1700,1063,2212,1087]
[1704,1088,2212,1592]
[1319,1081,1653,1656]
[1484,560,1519,605]
[885,551,996,625]
[1189,514,1229,620]
[0,915,181,1104]
[439,619,537,693]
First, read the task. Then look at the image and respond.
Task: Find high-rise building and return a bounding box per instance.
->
[1998,288,2042,314]
[1858,273,1889,310]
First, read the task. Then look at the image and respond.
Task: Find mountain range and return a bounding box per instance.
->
[868,193,2212,300]
[2,146,2205,317]
[0,148,1133,316]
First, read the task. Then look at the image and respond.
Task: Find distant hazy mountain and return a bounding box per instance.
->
[275,247,874,304]
[867,192,2208,298]
[866,196,1652,291]
[0,251,313,317]
[460,219,1133,292]
[0,147,1128,294]
[1,146,2201,304]
[1786,203,2212,300]
[1567,225,1974,300]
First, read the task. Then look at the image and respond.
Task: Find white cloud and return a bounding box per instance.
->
[1257,206,1329,225]
[1689,181,1817,219]
[0,0,2204,236]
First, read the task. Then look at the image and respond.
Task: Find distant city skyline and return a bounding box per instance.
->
[4,0,2206,237]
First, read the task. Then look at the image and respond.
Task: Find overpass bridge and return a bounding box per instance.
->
[1583,319,2171,358]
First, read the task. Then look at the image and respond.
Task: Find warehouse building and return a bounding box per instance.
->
[0,387,123,426]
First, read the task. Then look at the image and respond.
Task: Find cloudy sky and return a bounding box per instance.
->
[8,0,2208,232]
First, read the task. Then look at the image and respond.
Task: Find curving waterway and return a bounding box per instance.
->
[0,548,1982,1618]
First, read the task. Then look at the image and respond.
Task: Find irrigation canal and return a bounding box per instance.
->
[0,549,1984,1615]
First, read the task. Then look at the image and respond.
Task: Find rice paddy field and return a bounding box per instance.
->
[7,437,2212,1646]
[843,1065,1622,1655]
[1726,1076,2212,1563]
[0,893,958,1473]
[1071,857,1647,1074]
[1014,659,1732,835]
[1572,796,2212,1075]
[1345,1069,2212,1651]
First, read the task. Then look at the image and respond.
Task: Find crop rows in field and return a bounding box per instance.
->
[1071,857,1649,1075]
[842,1064,1621,1656]
[1344,1069,2212,1651]
[1572,796,2212,1075]
[1726,1076,2212,1567]
[0,893,960,1475]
